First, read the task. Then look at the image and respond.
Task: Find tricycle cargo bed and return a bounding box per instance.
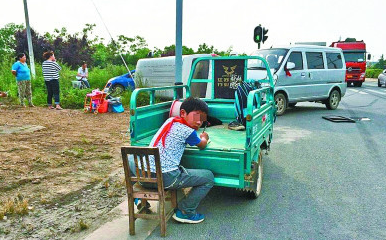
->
[133,123,246,150]
[129,56,276,196]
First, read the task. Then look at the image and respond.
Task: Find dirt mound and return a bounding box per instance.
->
[0,106,131,239]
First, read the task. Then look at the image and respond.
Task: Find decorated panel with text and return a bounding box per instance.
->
[214,59,245,99]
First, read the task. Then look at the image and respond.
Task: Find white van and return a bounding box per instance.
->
[251,45,346,115]
[135,54,212,97]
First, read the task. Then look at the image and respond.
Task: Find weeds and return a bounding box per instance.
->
[71,219,89,232]
[63,147,85,158]
[81,137,91,144]
[1,195,31,217]
[99,153,112,159]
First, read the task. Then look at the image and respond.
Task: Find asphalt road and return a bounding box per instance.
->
[147,81,386,240]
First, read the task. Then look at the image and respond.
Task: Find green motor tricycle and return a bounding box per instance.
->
[129,56,275,198]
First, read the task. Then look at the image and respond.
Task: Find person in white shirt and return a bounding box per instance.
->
[76,62,90,88]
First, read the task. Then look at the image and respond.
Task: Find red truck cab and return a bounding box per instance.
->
[330,39,367,87]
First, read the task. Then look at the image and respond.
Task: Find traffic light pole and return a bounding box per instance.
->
[23,0,36,78]
[175,0,183,98]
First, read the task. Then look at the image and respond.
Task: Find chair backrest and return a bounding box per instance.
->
[121,146,164,191]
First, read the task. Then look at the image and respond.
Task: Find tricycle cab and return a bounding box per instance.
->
[130,56,275,197]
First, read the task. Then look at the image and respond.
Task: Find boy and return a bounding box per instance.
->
[131,97,213,224]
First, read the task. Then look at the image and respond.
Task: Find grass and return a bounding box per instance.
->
[99,153,113,159]
[0,57,135,109]
[71,219,89,232]
[1,57,172,110]
[1,195,31,218]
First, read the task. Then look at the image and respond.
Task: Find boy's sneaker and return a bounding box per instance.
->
[228,121,245,131]
[172,209,205,224]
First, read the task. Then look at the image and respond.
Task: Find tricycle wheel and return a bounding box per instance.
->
[246,151,263,199]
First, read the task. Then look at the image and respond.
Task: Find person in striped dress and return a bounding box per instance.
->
[42,51,62,110]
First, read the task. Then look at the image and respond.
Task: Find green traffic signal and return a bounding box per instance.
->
[253,26,262,43]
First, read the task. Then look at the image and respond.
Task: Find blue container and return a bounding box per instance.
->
[112,103,124,113]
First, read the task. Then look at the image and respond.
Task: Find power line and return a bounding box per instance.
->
[90,0,133,78]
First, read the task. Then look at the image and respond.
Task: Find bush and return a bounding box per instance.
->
[366,69,383,78]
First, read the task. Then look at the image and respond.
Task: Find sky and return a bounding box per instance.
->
[1,0,385,61]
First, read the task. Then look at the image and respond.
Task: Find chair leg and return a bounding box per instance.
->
[171,190,177,209]
[159,198,166,237]
[128,196,135,235]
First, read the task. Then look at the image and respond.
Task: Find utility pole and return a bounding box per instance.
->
[175,0,183,97]
[23,0,36,78]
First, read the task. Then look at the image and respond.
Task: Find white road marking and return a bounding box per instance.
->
[365,89,386,95]
[348,89,367,94]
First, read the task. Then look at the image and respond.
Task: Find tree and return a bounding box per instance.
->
[196,43,214,54]
[158,44,195,57]
[14,27,53,63]
[15,24,96,68]
[0,23,24,59]
[373,55,385,69]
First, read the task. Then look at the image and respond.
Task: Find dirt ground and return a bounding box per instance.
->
[0,103,132,239]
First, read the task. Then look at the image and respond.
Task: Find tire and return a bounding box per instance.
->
[325,89,341,110]
[246,151,263,199]
[288,102,297,108]
[274,93,287,116]
[354,82,362,87]
[111,84,125,96]
[347,82,351,87]
[378,80,382,87]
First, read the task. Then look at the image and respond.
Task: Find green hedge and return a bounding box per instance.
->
[366,69,383,78]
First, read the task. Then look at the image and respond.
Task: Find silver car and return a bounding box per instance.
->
[251,45,346,115]
[378,69,386,87]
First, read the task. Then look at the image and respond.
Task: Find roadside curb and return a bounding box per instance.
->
[83,199,160,240]
[83,190,182,240]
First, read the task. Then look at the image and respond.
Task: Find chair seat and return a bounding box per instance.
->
[133,183,173,200]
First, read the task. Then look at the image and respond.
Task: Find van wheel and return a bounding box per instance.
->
[274,93,287,116]
[288,102,297,108]
[378,80,382,87]
[325,90,340,110]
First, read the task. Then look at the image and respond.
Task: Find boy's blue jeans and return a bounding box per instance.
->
[128,157,214,215]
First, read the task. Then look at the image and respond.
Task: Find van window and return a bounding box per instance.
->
[306,52,324,69]
[287,52,303,70]
[250,49,288,71]
[326,53,343,69]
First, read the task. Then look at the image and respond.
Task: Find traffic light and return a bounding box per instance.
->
[262,27,268,43]
[253,26,262,43]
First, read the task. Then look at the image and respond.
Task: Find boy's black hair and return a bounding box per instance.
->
[180,97,208,114]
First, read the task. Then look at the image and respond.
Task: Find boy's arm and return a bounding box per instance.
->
[196,132,209,149]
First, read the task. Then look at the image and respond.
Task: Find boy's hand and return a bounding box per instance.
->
[197,132,209,149]
[200,132,209,140]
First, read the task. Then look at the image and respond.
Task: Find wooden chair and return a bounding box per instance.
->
[121,146,177,237]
